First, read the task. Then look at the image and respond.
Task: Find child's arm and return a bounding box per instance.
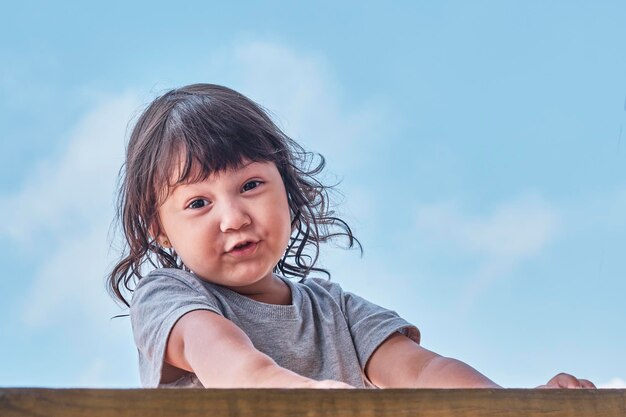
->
[165,310,354,388]
[365,333,595,388]
[365,333,500,388]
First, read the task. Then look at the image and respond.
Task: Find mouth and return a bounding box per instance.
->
[226,240,259,256]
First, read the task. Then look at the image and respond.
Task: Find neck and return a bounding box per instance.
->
[232,274,292,305]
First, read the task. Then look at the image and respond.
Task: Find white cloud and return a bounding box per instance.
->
[599,377,626,388]
[0,92,141,328]
[21,219,118,326]
[415,193,559,261]
[0,92,139,244]
[414,193,560,306]
[213,40,391,171]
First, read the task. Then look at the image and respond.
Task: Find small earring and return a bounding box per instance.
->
[162,239,170,247]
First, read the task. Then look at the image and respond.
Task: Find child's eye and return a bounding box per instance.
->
[242,180,263,192]
[187,199,209,209]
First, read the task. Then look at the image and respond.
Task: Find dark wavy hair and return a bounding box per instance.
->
[107,83,361,307]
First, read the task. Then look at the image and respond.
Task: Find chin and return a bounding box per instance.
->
[221,269,274,287]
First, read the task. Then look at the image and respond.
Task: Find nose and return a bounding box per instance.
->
[218,199,252,233]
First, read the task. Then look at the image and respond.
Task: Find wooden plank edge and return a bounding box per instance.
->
[1,388,625,417]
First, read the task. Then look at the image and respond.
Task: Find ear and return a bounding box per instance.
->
[149,222,171,249]
[158,235,172,248]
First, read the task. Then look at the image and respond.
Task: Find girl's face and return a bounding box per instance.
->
[156,160,292,296]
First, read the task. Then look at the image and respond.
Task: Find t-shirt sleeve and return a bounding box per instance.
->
[340,287,421,370]
[129,269,222,387]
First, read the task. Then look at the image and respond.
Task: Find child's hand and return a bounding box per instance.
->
[304,379,356,389]
[536,373,596,389]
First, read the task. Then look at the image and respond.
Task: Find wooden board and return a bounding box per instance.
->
[1,388,625,417]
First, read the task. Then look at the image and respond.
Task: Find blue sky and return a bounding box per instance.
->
[1,1,625,388]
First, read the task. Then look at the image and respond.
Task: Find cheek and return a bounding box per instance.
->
[273,210,292,242]
[166,218,218,259]
[280,215,293,246]
[272,198,293,245]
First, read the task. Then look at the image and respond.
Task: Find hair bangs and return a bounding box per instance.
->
[152,102,281,205]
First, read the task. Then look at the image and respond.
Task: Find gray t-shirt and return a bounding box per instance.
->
[130,268,420,388]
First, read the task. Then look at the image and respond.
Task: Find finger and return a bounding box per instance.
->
[548,373,581,388]
[579,379,597,389]
[558,375,582,389]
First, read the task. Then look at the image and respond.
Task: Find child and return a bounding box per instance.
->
[108,83,595,389]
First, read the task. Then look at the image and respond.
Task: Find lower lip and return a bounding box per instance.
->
[228,242,259,257]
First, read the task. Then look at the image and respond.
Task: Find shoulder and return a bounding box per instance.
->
[294,276,356,317]
[300,276,343,290]
[134,268,205,294]
[130,268,224,321]
[298,276,345,300]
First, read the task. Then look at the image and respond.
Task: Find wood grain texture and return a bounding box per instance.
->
[1,389,625,417]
